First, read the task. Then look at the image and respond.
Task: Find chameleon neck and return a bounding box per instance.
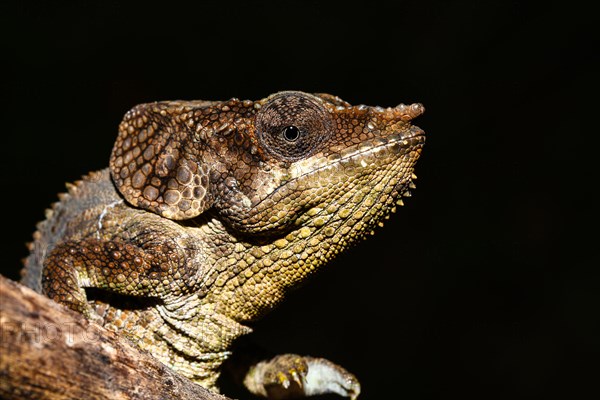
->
[200,174,411,322]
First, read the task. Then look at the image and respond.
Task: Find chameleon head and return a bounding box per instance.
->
[110,91,425,232]
[110,91,424,237]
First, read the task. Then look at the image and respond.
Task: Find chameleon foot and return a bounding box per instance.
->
[243,354,360,399]
[42,242,100,321]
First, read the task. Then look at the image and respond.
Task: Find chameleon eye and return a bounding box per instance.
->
[256,91,333,162]
[282,126,301,142]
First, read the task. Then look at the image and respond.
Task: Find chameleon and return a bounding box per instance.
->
[21,91,425,399]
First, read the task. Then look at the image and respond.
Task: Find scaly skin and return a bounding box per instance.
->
[21,91,425,398]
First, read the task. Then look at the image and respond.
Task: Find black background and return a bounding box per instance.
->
[2,1,597,399]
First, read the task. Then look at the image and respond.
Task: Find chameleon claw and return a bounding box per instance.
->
[244,354,360,399]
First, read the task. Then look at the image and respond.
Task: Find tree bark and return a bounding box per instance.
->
[0,275,230,400]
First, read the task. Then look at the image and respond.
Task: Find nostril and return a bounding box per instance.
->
[394,103,425,121]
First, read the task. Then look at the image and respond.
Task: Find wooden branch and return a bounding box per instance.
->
[0,275,230,400]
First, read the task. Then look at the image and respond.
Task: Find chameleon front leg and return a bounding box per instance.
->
[42,237,188,319]
[244,354,360,400]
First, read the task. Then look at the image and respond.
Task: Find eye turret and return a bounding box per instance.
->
[255,92,333,161]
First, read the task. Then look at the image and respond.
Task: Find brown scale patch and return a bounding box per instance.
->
[110,103,215,220]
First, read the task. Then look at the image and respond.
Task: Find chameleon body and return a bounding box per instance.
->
[21,91,425,399]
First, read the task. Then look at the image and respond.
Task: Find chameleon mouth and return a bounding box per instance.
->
[289,126,425,179]
[332,126,425,164]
